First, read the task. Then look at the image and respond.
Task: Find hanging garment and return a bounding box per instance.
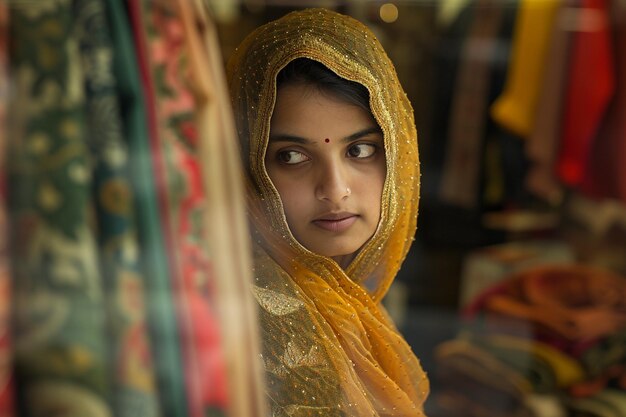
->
[74,1,161,415]
[126,1,189,415]
[580,8,626,203]
[141,3,213,415]
[174,1,265,416]
[525,1,574,205]
[138,1,263,416]
[7,2,112,415]
[426,2,473,197]
[227,8,429,416]
[0,3,14,416]
[556,0,615,187]
[6,1,261,416]
[438,0,506,208]
[490,0,562,138]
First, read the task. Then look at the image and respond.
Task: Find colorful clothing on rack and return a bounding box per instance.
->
[7,2,112,415]
[0,2,14,415]
[556,0,615,186]
[126,1,189,415]
[524,1,573,205]
[75,0,160,415]
[173,0,265,416]
[139,1,240,415]
[490,0,562,138]
[5,1,261,416]
[439,0,506,208]
[580,7,626,203]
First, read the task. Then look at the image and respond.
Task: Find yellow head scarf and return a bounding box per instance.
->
[227,8,428,416]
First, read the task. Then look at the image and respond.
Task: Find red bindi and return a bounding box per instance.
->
[324,138,330,143]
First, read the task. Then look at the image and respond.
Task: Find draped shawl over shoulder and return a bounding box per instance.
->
[227,8,428,416]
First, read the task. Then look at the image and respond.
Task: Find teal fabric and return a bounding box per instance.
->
[77,0,160,415]
[107,0,188,415]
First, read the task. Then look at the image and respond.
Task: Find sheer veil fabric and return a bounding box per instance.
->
[227,8,429,416]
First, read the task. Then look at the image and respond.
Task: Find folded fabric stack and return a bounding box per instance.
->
[434,264,626,417]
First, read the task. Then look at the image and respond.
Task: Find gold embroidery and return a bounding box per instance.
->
[252,285,304,316]
[283,340,325,370]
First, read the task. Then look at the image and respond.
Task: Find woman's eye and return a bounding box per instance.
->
[278,150,309,164]
[347,143,377,158]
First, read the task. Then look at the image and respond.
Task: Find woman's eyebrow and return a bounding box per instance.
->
[268,134,314,144]
[342,126,383,143]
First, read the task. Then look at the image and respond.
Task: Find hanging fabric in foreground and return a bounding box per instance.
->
[175,1,266,415]
[134,0,265,416]
[5,0,264,416]
[74,0,160,415]
[0,2,14,416]
[7,1,113,415]
[138,1,228,415]
[126,0,189,415]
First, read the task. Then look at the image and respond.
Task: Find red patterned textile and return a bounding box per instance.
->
[141,2,229,415]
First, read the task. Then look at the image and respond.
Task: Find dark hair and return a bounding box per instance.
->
[276,58,371,112]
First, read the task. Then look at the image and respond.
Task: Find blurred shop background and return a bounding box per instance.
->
[215,1,626,416]
[2,0,626,416]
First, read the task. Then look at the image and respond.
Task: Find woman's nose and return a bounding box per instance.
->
[315,163,351,203]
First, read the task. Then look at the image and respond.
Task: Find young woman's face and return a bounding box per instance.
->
[266,83,386,268]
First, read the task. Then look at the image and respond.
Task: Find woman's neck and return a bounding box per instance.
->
[332,253,357,270]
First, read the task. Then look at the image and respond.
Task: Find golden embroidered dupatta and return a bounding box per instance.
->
[227,8,429,416]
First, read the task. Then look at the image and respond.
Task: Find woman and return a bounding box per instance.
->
[227,8,429,416]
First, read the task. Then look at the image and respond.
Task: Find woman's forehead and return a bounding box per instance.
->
[269,84,379,140]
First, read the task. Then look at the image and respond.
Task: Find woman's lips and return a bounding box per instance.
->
[312,215,358,232]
